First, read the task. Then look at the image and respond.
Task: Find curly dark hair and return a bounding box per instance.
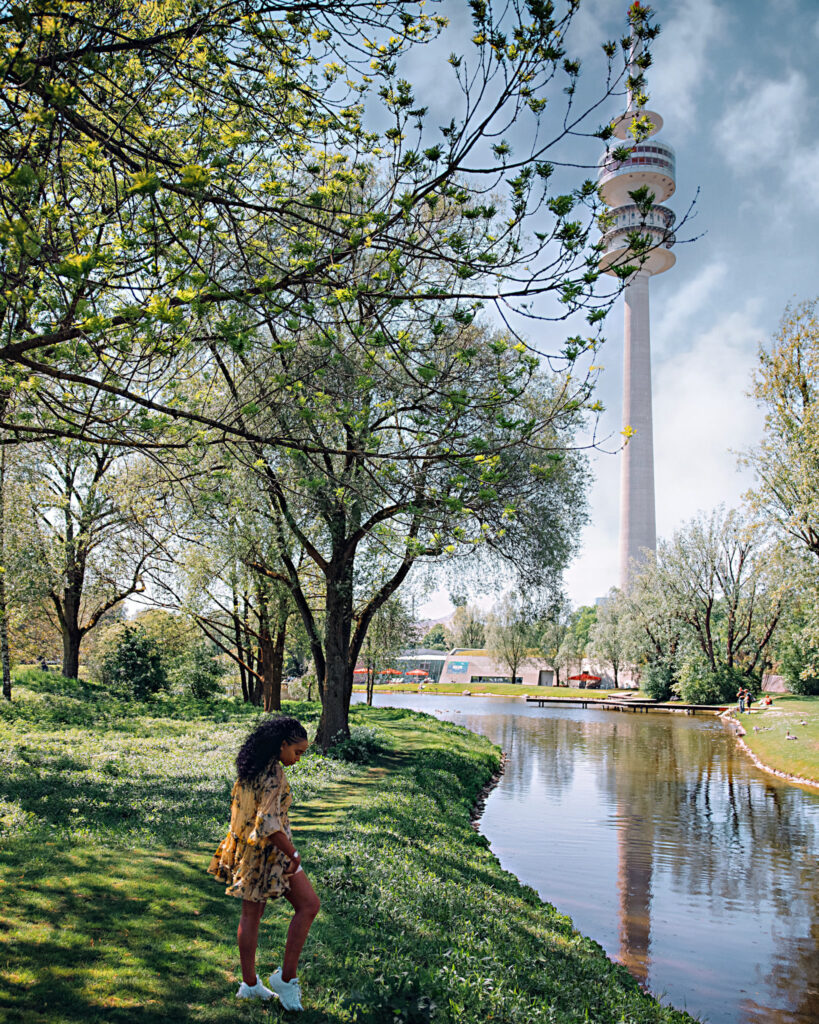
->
[236,715,308,783]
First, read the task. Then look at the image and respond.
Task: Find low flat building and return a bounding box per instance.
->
[440,649,555,687]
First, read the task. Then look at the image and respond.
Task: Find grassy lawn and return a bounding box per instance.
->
[734,694,819,784]
[352,681,625,699]
[1,672,693,1023]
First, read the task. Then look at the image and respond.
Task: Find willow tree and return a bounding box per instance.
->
[626,508,793,701]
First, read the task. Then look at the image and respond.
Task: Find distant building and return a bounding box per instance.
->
[395,649,449,682]
[398,647,556,687]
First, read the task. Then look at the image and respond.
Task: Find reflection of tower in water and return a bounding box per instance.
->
[597,3,676,589]
[616,807,653,984]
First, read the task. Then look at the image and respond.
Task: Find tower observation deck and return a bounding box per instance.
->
[598,4,676,590]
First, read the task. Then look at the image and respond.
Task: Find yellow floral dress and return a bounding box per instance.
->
[208,761,297,902]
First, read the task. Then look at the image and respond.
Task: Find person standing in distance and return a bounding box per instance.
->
[208,715,319,1010]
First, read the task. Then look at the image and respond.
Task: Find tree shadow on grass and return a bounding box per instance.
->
[0,842,352,1024]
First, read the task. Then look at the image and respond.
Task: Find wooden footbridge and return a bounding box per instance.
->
[525,695,728,716]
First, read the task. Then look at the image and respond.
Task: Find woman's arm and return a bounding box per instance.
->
[269,831,301,871]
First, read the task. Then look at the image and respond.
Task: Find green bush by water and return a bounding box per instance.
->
[778,630,819,695]
[642,662,675,702]
[676,661,759,704]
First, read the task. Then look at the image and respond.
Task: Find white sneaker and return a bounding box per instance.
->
[268,968,303,1010]
[237,974,276,1000]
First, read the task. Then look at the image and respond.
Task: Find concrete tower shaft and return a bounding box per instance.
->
[598,6,675,590]
[619,272,656,579]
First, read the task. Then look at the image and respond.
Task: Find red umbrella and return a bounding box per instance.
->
[568,673,602,681]
[406,669,428,676]
[380,668,402,675]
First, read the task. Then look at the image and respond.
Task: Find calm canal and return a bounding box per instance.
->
[352,692,819,1024]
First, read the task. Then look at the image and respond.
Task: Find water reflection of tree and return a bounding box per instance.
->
[468,712,586,802]
[453,701,819,1022]
[585,712,819,1020]
[750,893,819,1024]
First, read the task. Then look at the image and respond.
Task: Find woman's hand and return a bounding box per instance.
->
[285,849,301,875]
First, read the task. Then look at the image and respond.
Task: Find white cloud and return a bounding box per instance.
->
[650,0,728,132]
[653,304,764,538]
[716,71,809,165]
[654,259,728,352]
[565,295,766,607]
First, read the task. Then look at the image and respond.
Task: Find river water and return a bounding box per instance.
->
[352,692,819,1024]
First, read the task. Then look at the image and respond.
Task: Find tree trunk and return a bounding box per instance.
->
[261,620,286,713]
[62,625,81,680]
[232,590,249,701]
[0,448,10,702]
[259,629,277,712]
[249,662,263,705]
[315,567,354,748]
[366,665,374,706]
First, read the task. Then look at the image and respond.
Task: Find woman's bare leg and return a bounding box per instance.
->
[238,899,267,984]
[281,872,320,981]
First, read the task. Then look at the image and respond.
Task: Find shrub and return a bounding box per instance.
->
[288,672,318,701]
[676,660,758,705]
[101,625,168,700]
[173,643,224,699]
[327,725,386,763]
[642,661,674,702]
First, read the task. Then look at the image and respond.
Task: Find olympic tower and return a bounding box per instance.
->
[598,8,676,589]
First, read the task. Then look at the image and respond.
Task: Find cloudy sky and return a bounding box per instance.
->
[418,0,819,618]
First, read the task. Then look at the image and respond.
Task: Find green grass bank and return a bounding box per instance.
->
[731,694,819,786]
[1,672,694,1023]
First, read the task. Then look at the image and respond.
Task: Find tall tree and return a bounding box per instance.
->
[558,604,597,679]
[625,508,794,701]
[445,605,487,650]
[0,447,11,699]
[486,592,535,685]
[743,299,819,558]
[360,595,416,705]
[235,322,589,746]
[534,598,571,686]
[420,623,448,650]
[20,443,169,677]
[171,538,298,711]
[589,589,632,688]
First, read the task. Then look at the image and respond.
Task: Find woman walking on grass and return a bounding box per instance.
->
[208,715,320,1011]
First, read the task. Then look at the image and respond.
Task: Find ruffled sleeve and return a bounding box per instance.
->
[247,764,285,846]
